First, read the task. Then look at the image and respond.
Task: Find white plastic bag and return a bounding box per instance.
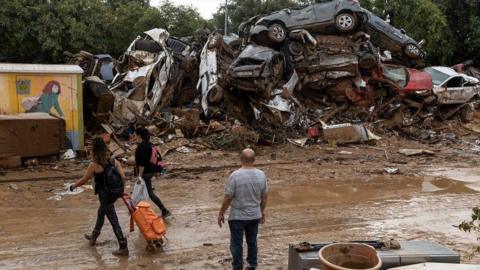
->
[132,178,149,205]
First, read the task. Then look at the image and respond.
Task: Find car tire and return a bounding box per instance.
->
[267,23,287,43]
[288,42,304,57]
[207,85,224,105]
[405,43,421,59]
[359,54,378,70]
[335,13,357,33]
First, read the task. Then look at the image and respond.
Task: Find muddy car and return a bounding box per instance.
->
[64,51,115,82]
[110,29,175,121]
[424,66,480,122]
[380,64,432,94]
[229,44,285,98]
[345,64,432,107]
[250,0,364,44]
[198,33,239,116]
[361,9,426,65]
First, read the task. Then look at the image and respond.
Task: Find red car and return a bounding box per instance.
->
[345,64,432,106]
[380,64,433,93]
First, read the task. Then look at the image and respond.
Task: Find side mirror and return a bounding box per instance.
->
[418,40,426,47]
[286,8,291,15]
[400,28,406,34]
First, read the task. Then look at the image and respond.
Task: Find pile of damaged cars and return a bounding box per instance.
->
[68,0,480,145]
[198,0,433,130]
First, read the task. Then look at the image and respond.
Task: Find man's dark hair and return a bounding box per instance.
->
[135,127,150,142]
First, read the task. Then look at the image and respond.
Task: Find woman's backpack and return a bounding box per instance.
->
[103,159,124,198]
[149,145,166,173]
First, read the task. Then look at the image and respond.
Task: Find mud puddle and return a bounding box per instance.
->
[2,150,480,269]
[425,168,480,192]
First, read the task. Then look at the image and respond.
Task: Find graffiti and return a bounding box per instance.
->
[22,80,64,117]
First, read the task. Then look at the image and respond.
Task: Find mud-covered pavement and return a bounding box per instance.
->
[1,136,480,269]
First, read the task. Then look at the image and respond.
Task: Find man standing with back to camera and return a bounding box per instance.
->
[218,148,268,270]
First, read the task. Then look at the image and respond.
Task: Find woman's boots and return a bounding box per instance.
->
[112,238,129,256]
[84,230,100,246]
[84,229,129,256]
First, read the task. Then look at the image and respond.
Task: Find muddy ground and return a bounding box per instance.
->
[1,131,480,269]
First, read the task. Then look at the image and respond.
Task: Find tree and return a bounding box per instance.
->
[458,207,480,255]
[211,0,300,35]
[0,0,210,63]
[432,0,480,65]
[155,1,210,37]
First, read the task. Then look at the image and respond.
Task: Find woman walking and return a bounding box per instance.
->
[70,137,129,256]
[135,127,170,217]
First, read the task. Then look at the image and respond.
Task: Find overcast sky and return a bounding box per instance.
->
[150,0,224,19]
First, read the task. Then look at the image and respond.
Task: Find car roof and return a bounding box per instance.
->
[428,66,480,85]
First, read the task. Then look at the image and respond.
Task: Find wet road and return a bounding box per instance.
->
[1,146,480,269]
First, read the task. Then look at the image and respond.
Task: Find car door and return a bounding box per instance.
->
[313,0,338,24]
[288,5,318,29]
[436,76,477,104]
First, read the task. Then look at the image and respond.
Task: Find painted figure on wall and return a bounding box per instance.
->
[23,80,64,117]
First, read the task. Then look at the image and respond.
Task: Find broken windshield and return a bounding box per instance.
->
[383,65,407,88]
[424,67,451,86]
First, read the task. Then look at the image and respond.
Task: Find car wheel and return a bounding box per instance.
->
[288,42,304,57]
[268,23,287,43]
[405,44,421,59]
[335,13,357,33]
[207,85,224,105]
[359,54,378,70]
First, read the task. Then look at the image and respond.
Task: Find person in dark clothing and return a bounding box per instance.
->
[135,127,170,217]
[70,137,129,256]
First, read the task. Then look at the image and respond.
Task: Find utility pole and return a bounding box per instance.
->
[224,0,228,35]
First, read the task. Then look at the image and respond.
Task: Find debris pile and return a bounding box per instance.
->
[66,1,480,153]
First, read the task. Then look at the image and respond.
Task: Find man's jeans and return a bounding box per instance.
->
[228,219,260,270]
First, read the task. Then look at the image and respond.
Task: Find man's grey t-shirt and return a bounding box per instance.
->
[224,168,268,221]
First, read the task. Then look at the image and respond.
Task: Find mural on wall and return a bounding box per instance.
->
[0,70,83,150]
[22,80,64,117]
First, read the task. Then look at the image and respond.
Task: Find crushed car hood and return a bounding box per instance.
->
[235,44,279,63]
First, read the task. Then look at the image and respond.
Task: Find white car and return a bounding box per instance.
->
[424,66,480,122]
[424,66,480,104]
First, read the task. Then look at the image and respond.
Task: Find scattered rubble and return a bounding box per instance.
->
[398,149,435,157]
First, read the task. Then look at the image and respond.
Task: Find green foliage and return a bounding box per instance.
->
[154,1,210,38]
[458,207,480,254]
[211,0,301,35]
[0,0,206,63]
[2,0,480,66]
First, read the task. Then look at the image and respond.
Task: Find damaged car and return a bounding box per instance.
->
[361,9,426,66]
[344,64,432,107]
[229,44,285,98]
[110,29,175,122]
[424,66,480,122]
[198,32,240,116]
[250,0,364,45]
[64,51,115,82]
